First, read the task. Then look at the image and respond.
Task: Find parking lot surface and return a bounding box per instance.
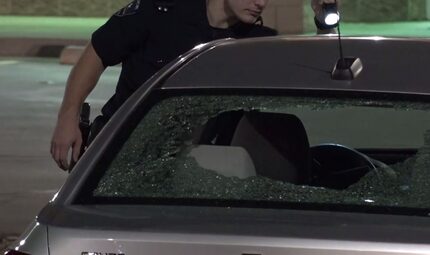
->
[0,57,118,234]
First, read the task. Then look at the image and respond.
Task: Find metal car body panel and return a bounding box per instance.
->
[54,35,430,207]
[51,36,430,212]
[7,220,48,255]
[41,205,430,254]
[165,36,430,96]
[47,227,430,255]
[39,204,430,242]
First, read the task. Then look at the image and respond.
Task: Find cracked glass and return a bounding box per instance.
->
[93,95,430,211]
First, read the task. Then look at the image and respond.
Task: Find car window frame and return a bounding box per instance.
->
[73,87,430,217]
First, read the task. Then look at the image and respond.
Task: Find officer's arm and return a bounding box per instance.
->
[51,43,105,171]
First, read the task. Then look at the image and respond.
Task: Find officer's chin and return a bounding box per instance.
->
[239,15,259,24]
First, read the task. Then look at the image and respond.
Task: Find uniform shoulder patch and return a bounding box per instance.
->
[115,0,142,17]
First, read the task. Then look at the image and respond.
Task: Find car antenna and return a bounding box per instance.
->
[315,0,363,80]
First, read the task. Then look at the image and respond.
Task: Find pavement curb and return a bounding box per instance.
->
[59,45,85,65]
[0,37,87,58]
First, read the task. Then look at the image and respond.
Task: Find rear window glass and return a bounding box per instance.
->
[91,95,430,212]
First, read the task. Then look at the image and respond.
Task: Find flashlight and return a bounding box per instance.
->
[314,3,340,30]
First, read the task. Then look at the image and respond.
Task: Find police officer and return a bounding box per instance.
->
[51,0,336,170]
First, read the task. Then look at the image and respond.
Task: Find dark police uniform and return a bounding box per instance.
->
[92,0,278,118]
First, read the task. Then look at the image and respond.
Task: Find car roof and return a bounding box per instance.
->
[162,36,430,96]
[52,36,430,207]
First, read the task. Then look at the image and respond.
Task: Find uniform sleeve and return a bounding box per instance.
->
[91,0,152,67]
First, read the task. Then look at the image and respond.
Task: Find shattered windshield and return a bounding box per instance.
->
[93,95,430,212]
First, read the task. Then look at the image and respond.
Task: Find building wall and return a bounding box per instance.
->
[262,0,304,34]
[338,0,426,22]
[0,0,305,33]
[0,0,129,16]
[0,0,427,34]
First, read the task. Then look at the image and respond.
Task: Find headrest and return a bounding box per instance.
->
[195,110,311,184]
[187,145,256,179]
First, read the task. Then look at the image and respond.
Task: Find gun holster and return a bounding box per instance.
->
[70,102,91,172]
[70,103,109,172]
[79,102,110,151]
[79,102,91,155]
[87,115,109,145]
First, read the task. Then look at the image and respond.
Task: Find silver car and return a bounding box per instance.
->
[6,35,430,255]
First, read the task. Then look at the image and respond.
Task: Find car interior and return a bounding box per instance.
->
[187,110,407,190]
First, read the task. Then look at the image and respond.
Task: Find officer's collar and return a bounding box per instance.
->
[204,15,259,38]
[204,9,260,33]
[180,0,208,26]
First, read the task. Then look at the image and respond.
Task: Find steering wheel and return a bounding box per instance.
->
[310,143,377,190]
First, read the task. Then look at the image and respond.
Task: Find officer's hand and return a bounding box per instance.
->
[50,115,82,171]
[311,0,337,16]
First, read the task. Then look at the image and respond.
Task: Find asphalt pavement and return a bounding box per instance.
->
[0,57,118,235]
